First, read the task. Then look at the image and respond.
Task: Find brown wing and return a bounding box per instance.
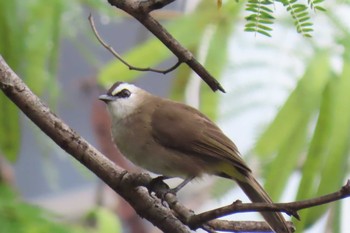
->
[151,100,251,174]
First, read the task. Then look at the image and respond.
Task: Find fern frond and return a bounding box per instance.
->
[245,0,275,37]
[280,0,313,37]
[244,0,324,37]
[308,0,326,12]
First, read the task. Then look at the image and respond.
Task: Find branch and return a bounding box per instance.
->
[207,220,284,232]
[188,180,350,230]
[138,0,177,12]
[88,14,181,74]
[106,0,225,92]
[149,176,350,232]
[151,182,293,232]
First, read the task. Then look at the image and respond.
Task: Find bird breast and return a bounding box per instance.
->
[110,110,209,178]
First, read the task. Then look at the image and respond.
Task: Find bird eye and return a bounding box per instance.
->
[115,89,131,98]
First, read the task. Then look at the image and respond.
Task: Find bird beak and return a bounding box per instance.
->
[99,94,115,103]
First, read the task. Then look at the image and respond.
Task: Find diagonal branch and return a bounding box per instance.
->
[89,14,181,74]
[106,0,225,92]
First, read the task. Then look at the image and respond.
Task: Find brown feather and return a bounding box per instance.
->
[151,99,251,175]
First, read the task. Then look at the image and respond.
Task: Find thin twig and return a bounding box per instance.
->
[188,180,350,229]
[147,168,349,232]
[206,219,289,232]
[159,185,294,232]
[201,224,217,233]
[106,0,225,92]
[88,14,182,74]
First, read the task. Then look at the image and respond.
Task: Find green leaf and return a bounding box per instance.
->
[293,77,337,230]
[310,49,350,223]
[22,1,63,95]
[332,202,342,233]
[312,0,324,3]
[0,0,66,161]
[257,24,273,31]
[301,28,314,32]
[244,0,277,37]
[245,22,260,28]
[201,23,231,118]
[0,93,20,161]
[211,178,235,197]
[257,29,272,37]
[245,14,259,21]
[296,12,309,18]
[0,0,24,71]
[298,16,311,23]
[254,51,330,158]
[300,22,313,27]
[259,19,274,24]
[259,5,274,12]
[0,184,86,233]
[294,47,350,231]
[264,116,309,199]
[314,6,326,11]
[86,208,122,233]
[260,11,275,19]
[244,28,257,32]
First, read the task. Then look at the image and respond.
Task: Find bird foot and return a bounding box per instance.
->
[147,176,194,206]
[147,176,174,206]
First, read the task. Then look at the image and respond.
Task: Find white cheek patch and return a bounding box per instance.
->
[108,98,138,119]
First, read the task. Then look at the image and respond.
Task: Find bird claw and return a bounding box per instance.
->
[148,176,170,194]
[147,176,193,206]
[147,176,173,205]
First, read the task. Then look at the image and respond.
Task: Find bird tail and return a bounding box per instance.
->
[236,174,291,233]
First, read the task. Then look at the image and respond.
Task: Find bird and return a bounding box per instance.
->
[99,81,291,233]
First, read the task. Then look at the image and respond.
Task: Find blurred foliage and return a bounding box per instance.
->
[0,1,120,232]
[0,0,114,162]
[0,184,83,233]
[251,14,350,233]
[256,51,331,198]
[0,184,121,233]
[85,207,122,233]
